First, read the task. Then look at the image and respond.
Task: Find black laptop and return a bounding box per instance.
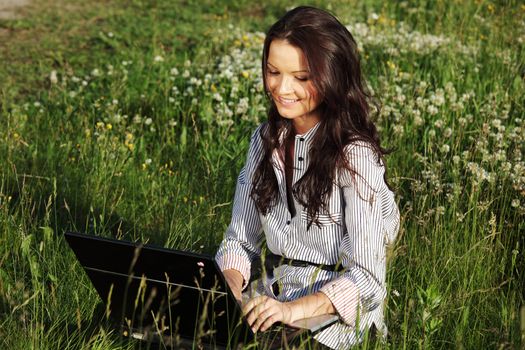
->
[64,232,338,349]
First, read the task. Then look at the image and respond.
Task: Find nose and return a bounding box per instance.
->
[277,75,294,95]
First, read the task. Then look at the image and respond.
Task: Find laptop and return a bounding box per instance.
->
[64,232,338,349]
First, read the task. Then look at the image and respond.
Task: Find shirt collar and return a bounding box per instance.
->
[276,120,322,149]
[294,120,321,145]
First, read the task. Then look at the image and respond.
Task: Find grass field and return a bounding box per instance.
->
[0,0,524,349]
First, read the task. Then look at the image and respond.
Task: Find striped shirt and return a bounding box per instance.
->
[215,121,400,349]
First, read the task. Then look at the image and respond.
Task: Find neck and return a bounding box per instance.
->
[292,111,321,134]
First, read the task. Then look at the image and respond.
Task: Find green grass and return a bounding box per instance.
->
[0,0,524,349]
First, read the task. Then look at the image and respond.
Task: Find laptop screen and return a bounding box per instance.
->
[64,232,252,347]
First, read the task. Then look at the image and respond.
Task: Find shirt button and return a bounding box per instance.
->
[299,137,305,142]
[298,157,304,161]
[286,220,291,225]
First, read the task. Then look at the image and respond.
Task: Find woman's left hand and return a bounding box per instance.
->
[242,295,294,332]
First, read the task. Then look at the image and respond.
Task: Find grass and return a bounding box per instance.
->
[0,0,524,349]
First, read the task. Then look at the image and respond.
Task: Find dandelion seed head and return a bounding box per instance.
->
[49,70,58,84]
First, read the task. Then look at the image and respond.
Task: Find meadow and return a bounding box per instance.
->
[0,0,524,349]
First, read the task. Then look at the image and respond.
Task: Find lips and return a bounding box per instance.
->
[277,96,300,105]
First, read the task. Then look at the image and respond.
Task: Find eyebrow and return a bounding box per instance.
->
[267,62,309,73]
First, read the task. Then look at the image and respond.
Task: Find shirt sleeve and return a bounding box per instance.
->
[319,142,400,326]
[215,125,265,289]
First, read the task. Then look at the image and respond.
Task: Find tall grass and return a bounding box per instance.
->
[0,0,523,349]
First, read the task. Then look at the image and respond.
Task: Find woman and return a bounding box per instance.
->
[215,6,400,349]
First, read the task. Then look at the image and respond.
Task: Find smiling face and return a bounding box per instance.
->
[265,39,322,134]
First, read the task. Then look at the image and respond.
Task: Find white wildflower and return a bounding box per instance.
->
[427,104,438,115]
[49,70,58,84]
[213,93,223,102]
[144,118,153,125]
[236,97,250,115]
[414,115,424,126]
[393,124,404,135]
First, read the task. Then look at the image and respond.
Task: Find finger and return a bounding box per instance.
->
[252,301,283,332]
[245,297,269,326]
[259,312,278,332]
[251,308,274,332]
[243,295,268,316]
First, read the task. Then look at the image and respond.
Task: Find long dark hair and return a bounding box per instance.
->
[251,6,388,227]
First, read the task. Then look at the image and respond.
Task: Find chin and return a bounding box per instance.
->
[277,109,303,120]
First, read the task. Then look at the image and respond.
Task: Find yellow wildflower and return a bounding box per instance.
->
[386,61,396,70]
[211,84,217,93]
[487,4,494,13]
[127,143,134,151]
[241,71,249,78]
[106,123,112,130]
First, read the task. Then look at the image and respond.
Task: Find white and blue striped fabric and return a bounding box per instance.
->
[216,121,400,349]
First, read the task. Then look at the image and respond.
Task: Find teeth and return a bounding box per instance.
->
[280,97,298,103]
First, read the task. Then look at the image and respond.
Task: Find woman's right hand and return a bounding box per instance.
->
[222,269,244,303]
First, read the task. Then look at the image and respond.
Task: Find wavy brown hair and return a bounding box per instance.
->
[251,6,388,228]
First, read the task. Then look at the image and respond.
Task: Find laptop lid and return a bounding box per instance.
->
[64,232,253,348]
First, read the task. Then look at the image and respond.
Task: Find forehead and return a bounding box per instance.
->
[267,39,308,71]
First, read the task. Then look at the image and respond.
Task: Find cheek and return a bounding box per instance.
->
[306,84,320,103]
[299,85,317,102]
[266,76,278,92]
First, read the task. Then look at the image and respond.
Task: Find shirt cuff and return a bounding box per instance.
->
[319,277,360,326]
[215,253,252,290]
